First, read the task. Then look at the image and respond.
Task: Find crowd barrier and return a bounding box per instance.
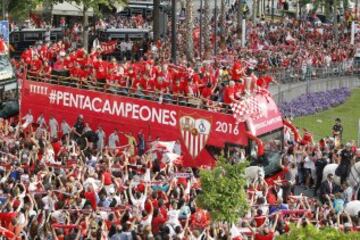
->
[258,61,359,84]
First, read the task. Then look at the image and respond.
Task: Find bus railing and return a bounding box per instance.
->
[26,72,233,114]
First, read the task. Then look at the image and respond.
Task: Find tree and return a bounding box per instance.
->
[196,157,249,224]
[184,0,194,62]
[276,224,360,240]
[3,0,42,21]
[153,0,160,41]
[44,0,127,50]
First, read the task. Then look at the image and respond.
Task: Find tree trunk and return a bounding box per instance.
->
[2,0,8,19]
[83,7,89,51]
[239,0,244,39]
[184,0,194,62]
[334,1,338,40]
[325,1,332,19]
[153,0,160,41]
[171,0,177,63]
[220,0,225,48]
[252,0,257,22]
[237,0,242,30]
[203,0,211,58]
[356,0,359,19]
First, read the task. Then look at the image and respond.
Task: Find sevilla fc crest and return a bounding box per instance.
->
[179,116,211,158]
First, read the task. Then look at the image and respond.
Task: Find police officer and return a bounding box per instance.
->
[332,118,343,141]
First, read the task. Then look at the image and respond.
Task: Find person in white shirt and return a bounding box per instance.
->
[96,125,106,150]
[61,119,71,136]
[42,192,56,211]
[129,180,147,210]
[49,116,59,139]
[108,129,119,149]
[342,181,353,205]
[36,113,46,128]
[167,201,181,228]
[22,109,33,129]
[303,154,315,188]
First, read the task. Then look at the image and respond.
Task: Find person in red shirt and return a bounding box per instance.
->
[257,76,277,89]
[41,61,52,80]
[154,76,169,93]
[132,74,143,90]
[30,55,43,74]
[223,81,241,105]
[93,57,108,88]
[172,79,186,97]
[235,80,245,97]
[70,62,89,87]
[107,61,121,90]
[301,129,313,146]
[248,213,279,240]
[64,55,75,72]
[231,59,245,81]
[21,47,34,65]
[53,57,66,72]
[141,74,155,94]
[84,186,98,210]
[151,208,166,235]
[126,66,136,87]
[254,209,267,227]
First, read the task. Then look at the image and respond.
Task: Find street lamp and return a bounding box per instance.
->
[171,0,177,64]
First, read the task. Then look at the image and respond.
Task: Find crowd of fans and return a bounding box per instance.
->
[0,107,360,239]
[4,1,360,239]
[96,15,151,30]
[174,7,358,77]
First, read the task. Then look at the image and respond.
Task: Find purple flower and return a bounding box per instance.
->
[279,88,351,118]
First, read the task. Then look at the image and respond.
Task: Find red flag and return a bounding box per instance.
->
[230,96,262,123]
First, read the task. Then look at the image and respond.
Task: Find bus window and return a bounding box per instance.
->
[225,143,246,163]
[129,34,145,41]
[50,34,57,41]
[24,32,42,42]
[250,128,283,176]
[205,143,246,163]
[0,89,17,102]
[110,34,126,40]
[131,8,145,16]
[0,88,18,118]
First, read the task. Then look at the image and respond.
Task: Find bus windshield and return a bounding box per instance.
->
[0,54,11,68]
[250,128,283,176]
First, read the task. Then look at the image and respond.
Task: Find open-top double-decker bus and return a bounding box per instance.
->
[20,73,285,180]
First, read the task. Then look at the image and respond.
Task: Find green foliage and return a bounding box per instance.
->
[72,0,128,12]
[196,157,249,224]
[276,224,360,240]
[5,0,42,21]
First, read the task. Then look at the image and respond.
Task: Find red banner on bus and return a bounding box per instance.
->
[100,40,117,54]
[21,80,283,167]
